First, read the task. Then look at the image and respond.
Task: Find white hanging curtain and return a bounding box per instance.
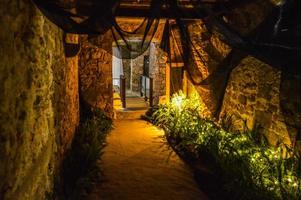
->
[112,46,124,87]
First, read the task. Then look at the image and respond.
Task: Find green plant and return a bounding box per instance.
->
[151,91,301,200]
[60,109,112,200]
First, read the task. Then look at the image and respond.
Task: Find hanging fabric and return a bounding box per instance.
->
[32,0,301,115]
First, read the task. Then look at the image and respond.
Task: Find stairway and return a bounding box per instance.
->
[113,92,149,119]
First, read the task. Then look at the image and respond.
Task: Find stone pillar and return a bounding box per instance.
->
[79,35,114,116]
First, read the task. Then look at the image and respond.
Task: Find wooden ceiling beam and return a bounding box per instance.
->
[116,0,254,19]
[115,6,207,19]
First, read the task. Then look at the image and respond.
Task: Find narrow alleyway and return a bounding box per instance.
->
[89,120,208,200]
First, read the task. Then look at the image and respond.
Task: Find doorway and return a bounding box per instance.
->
[112,46,150,111]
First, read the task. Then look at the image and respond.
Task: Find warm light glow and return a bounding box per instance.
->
[171,93,185,109]
[169,90,201,111]
[152,91,301,199]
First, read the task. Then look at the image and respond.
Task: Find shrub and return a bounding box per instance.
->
[59,109,112,200]
[152,92,301,200]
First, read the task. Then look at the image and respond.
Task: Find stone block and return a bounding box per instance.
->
[238,95,247,105]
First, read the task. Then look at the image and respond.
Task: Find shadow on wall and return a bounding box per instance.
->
[280,74,301,148]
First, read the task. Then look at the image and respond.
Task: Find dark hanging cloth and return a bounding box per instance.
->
[33,0,301,65]
[32,0,164,59]
[161,0,301,116]
[32,0,301,116]
[32,0,301,63]
[32,0,119,34]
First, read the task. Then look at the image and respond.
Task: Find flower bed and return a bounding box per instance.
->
[150,92,301,200]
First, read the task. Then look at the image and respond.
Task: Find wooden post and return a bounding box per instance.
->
[165,63,171,103]
[140,76,143,97]
[144,76,148,101]
[149,77,154,107]
[183,70,188,96]
[120,75,126,108]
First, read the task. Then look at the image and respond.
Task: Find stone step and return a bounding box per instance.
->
[113,92,149,119]
[114,109,148,120]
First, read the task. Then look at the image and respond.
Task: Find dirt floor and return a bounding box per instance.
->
[89,119,208,200]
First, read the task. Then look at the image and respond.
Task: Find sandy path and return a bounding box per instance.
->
[89,120,208,200]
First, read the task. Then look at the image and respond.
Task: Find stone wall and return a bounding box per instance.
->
[219,57,294,145]
[218,0,301,146]
[131,53,147,93]
[186,0,301,146]
[0,1,79,199]
[79,35,113,116]
[218,57,301,147]
[150,43,167,104]
[56,34,80,155]
[186,20,231,118]
[122,59,132,90]
[122,50,150,94]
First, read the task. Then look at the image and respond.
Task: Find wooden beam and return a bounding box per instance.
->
[165,63,171,103]
[116,0,254,19]
[115,5,207,19]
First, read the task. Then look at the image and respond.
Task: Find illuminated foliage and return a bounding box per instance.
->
[152,92,301,200]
